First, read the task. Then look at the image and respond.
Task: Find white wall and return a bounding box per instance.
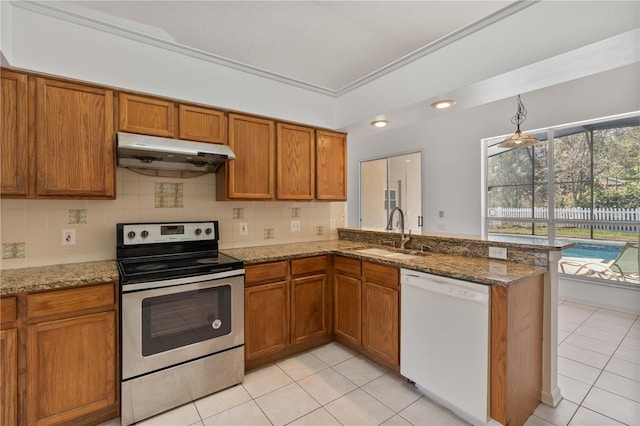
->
[347,64,640,235]
[1,2,337,129]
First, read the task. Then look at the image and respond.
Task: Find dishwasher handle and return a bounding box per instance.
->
[401,271,489,304]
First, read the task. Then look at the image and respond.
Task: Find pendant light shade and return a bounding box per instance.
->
[499,95,541,148]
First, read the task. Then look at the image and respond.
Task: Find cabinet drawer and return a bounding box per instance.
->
[0,297,17,326]
[334,256,361,278]
[27,284,114,320]
[363,261,399,288]
[291,256,327,277]
[245,261,288,286]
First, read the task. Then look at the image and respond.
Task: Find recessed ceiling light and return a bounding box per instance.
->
[371,120,389,128]
[431,100,455,109]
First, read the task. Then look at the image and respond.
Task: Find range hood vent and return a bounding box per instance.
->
[116,132,235,176]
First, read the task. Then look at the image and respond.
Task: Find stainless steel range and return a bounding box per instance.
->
[116,221,244,425]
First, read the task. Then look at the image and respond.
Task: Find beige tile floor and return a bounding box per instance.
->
[102,299,639,426]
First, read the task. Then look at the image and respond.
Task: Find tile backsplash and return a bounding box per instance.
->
[0,169,346,269]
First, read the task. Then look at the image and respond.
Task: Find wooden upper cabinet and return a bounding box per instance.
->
[35,78,115,198]
[119,93,175,137]
[276,123,315,200]
[1,70,29,197]
[316,130,347,201]
[179,104,226,144]
[220,113,275,200]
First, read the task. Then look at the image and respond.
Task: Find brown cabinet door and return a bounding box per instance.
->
[119,92,175,137]
[362,281,399,365]
[0,329,17,426]
[179,104,226,143]
[26,311,117,425]
[1,70,29,197]
[276,123,315,200]
[35,78,115,198]
[334,273,361,346]
[245,281,289,360]
[222,113,275,199]
[291,273,327,345]
[316,130,347,200]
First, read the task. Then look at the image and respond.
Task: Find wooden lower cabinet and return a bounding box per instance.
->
[244,256,331,368]
[26,312,116,425]
[490,275,544,426]
[245,280,290,361]
[291,256,329,345]
[2,284,119,426]
[333,272,362,347]
[362,262,399,366]
[333,257,400,368]
[1,296,18,426]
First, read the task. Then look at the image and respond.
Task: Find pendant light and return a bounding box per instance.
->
[499,95,541,148]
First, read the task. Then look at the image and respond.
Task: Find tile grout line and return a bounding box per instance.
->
[563,306,639,426]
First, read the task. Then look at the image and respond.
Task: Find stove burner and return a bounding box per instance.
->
[135,263,168,272]
[196,258,220,265]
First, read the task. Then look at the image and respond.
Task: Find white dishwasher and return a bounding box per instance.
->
[400,269,491,425]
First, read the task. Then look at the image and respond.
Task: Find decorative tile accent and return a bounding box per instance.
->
[264,228,274,239]
[3,242,25,259]
[155,183,184,208]
[233,208,245,219]
[68,209,87,224]
[316,226,325,236]
[292,207,301,218]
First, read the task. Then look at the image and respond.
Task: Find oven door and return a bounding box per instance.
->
[121,274,244,380]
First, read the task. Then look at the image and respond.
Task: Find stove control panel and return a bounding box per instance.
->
[121,222,217,245]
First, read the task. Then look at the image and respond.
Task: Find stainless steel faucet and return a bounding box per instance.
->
[385,207,411,249]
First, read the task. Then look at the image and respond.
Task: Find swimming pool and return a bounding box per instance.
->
[562,242,624,260]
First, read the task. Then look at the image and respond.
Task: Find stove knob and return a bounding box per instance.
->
[127,231,136,239]
[141,230,149,238]
[205,228,213,235]
[195,228,202,236]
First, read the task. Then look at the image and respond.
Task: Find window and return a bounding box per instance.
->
[484,113,640,285]
[384,189,397,210]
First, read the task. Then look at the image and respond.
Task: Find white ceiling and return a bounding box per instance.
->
[63,0,521,94]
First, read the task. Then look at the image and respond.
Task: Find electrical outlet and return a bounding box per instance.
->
[62,229,76,245]
[291,220,301,232]
[240,222,248,236]
[330,218,337,229]
[488,246,508,260]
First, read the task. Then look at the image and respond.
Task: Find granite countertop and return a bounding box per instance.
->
[0,239,547,296]
[0,260,118,296]
[224,240,547,287]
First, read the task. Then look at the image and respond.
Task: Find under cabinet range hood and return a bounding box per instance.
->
[116,132,235,176]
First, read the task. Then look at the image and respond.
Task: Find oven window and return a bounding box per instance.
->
[142,285,232,356]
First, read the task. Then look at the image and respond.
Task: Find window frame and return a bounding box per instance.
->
[481,111,640,247]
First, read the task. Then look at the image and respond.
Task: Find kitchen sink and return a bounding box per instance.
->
[356,248,419,260]
[384,252,419,260]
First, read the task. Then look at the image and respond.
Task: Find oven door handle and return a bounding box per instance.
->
[122,268,245,292]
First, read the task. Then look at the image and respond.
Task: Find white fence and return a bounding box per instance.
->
[489,207,640,232]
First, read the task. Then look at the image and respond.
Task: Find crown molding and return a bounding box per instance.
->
[11,0,538,97]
